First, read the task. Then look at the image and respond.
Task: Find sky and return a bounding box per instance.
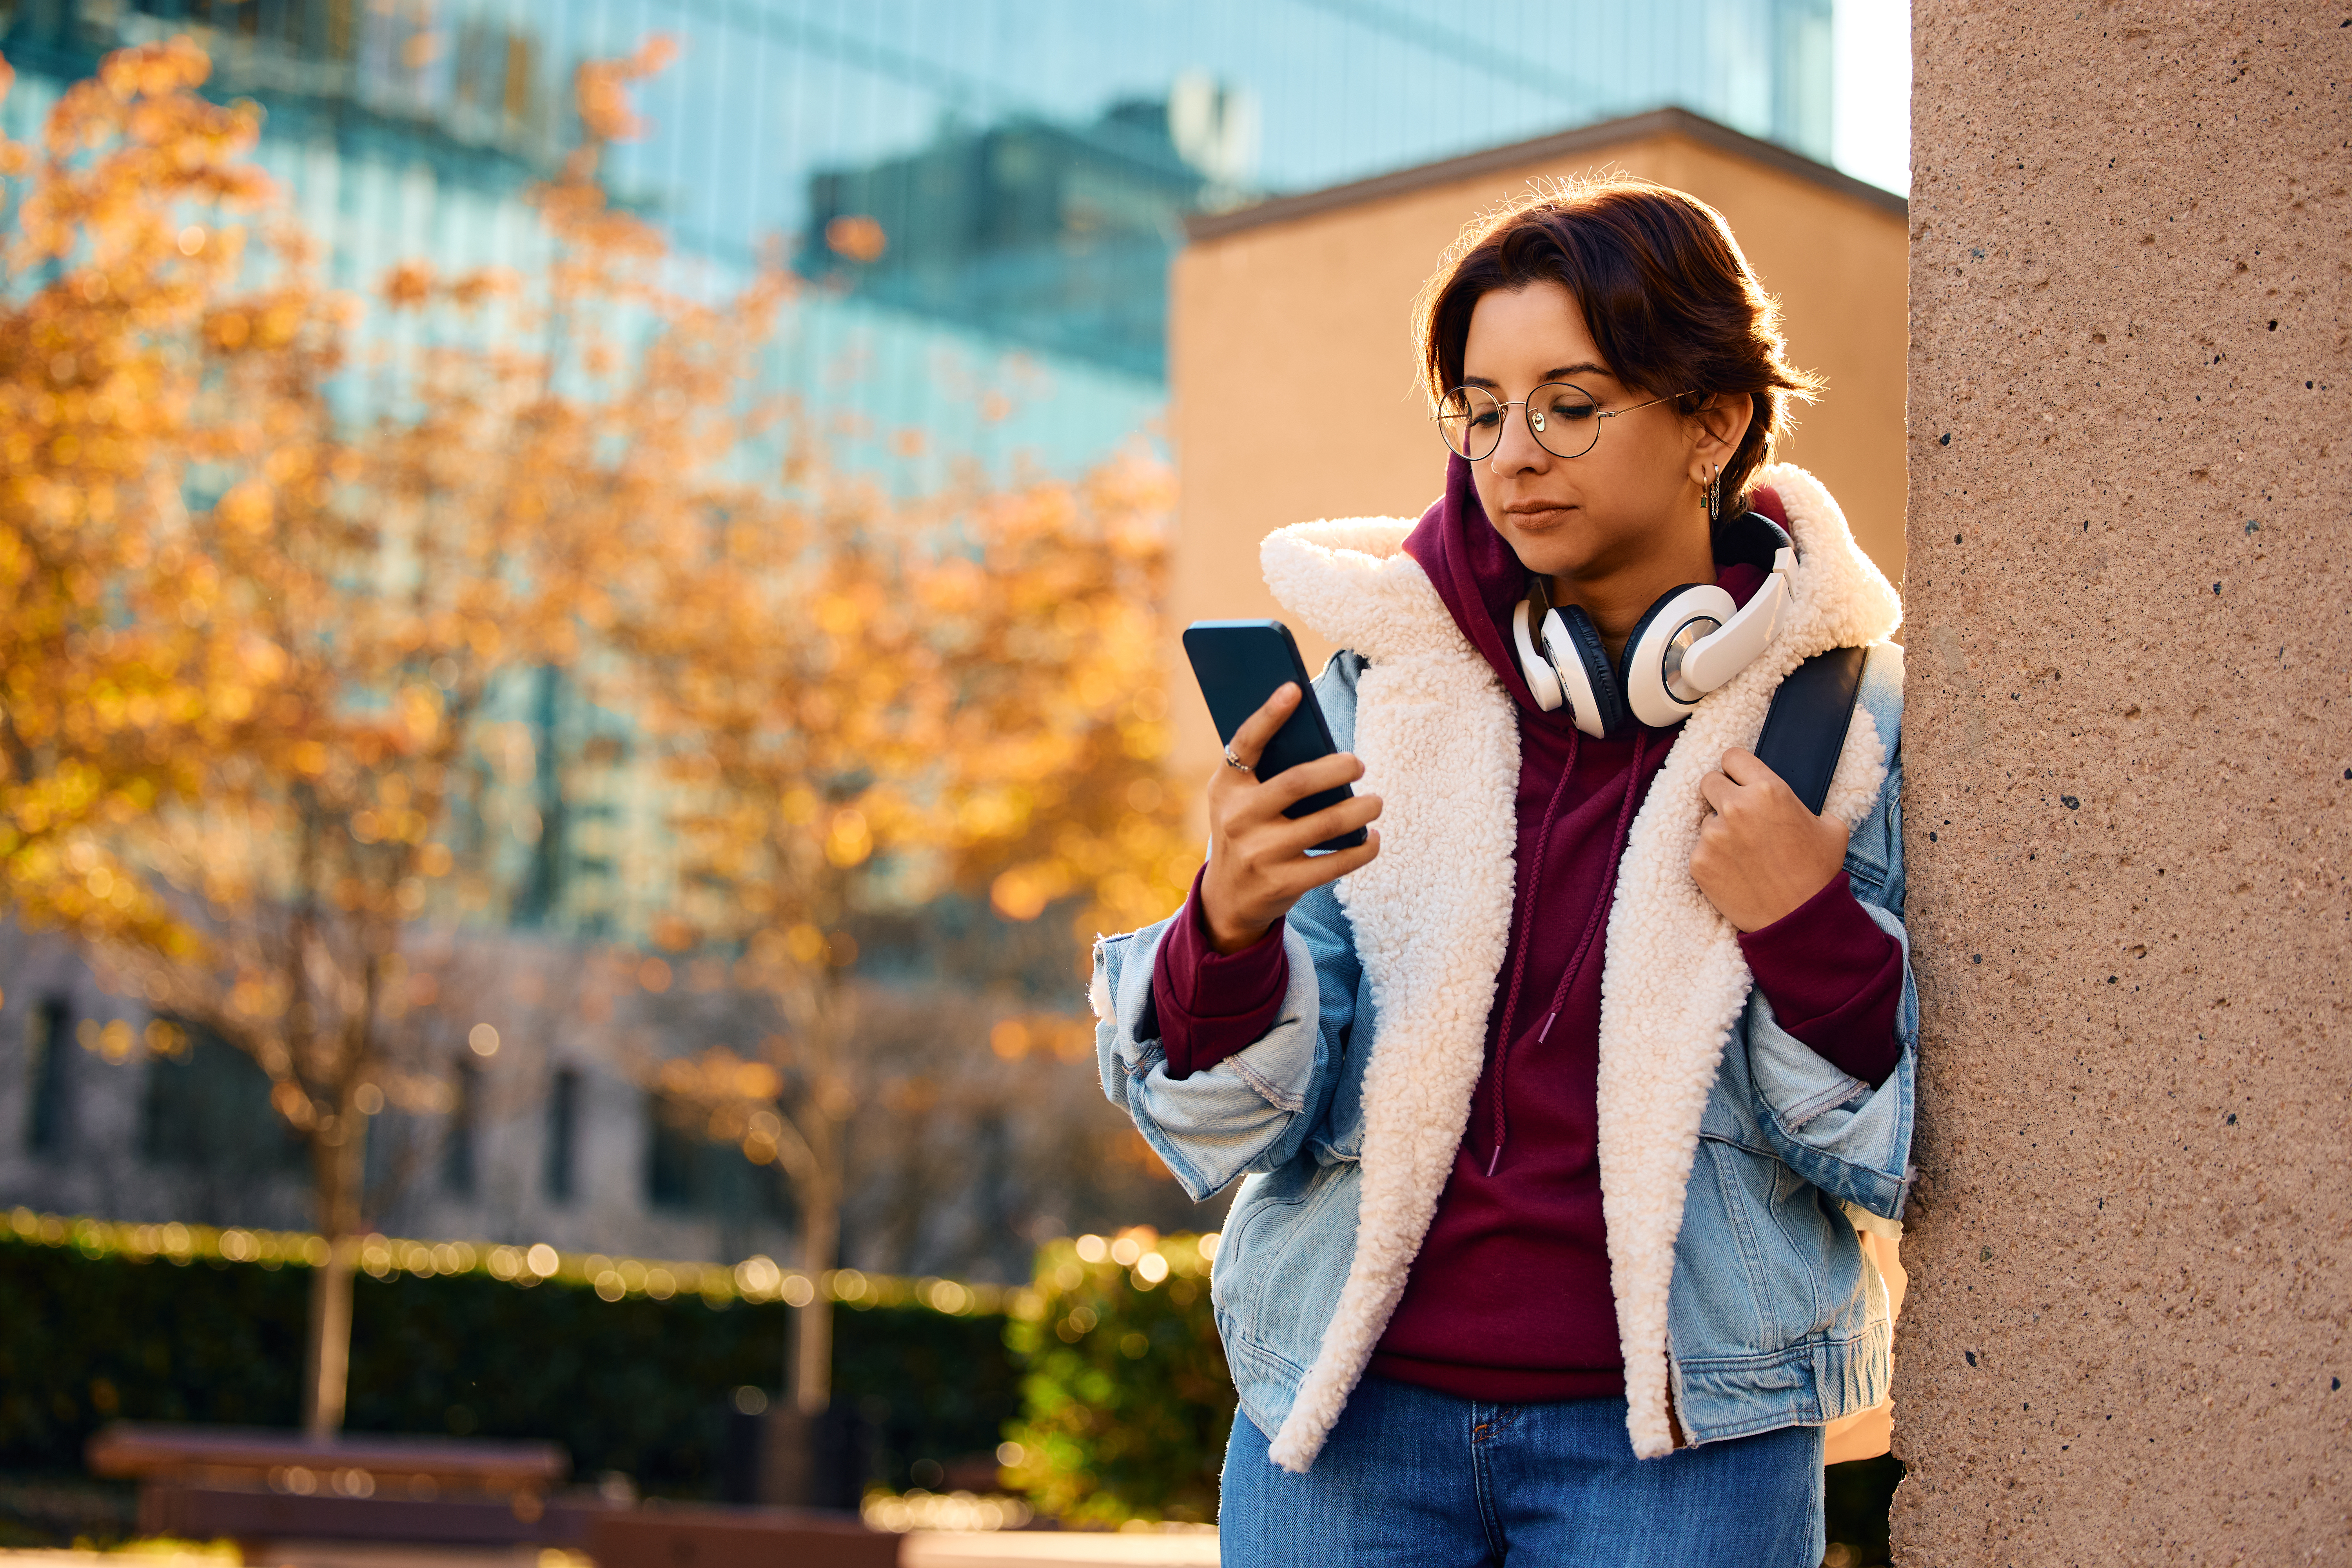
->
[1833,0,1912,195]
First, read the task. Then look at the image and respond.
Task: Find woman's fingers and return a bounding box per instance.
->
[1256,750,1366,810]
[1215,780,1379,889]
[1717,745,1794,800]
[1198,684,1382,942]
[1218,749,1365,833]
[1264,788,1383,858]
[1252,825,1382,907]
[1292,826,1380,889]
[1208,800,1383,940]
[1222,683,1302,773]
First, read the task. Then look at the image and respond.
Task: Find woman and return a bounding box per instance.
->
[1092,181,1913,1564]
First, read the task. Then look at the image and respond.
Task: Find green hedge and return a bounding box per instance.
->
[1001,1232,1231,1525]
[0,1225,1897,1549]
[0,1233,1016,1497]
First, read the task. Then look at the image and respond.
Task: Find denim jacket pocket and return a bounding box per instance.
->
[1211,1160,1359,1437]
[1677,1130,1883,1345]
[1735,901,1917,1220]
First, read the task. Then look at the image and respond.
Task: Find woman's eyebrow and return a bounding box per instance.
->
[1460,363,1613,389]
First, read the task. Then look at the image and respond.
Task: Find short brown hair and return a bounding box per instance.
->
[1415,178,1821,511]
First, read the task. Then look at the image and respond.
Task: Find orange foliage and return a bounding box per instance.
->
[0,31,1194,1414]
[573,34,680,145]
[624,450,1194,961]
[0,38,301,949]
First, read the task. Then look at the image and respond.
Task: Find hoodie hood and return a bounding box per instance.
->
[1401,454,1539,709]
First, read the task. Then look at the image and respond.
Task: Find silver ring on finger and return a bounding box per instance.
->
[1222,745,1255,775]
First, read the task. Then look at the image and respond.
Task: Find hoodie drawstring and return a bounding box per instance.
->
[1485,725,1649,1178]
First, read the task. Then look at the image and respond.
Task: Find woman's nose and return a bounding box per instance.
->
[1488,403,1551,473]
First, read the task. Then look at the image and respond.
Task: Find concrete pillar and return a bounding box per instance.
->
[1895,5,2347,1557]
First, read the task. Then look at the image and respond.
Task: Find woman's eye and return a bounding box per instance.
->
[1466,408,1500,428]
[1545,395,1598,421]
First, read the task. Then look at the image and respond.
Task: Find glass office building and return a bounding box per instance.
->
[3,0,1835,474]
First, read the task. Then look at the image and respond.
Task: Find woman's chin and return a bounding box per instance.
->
[1496,528,1593,580]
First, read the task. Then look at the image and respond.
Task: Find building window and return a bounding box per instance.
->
[643,1093,788,1221]
[139,1024,302,1174]
[644,1093,701,1212]
[25,997,72,1157]
[545,1067,580,1203]
[441,1054,479,1195]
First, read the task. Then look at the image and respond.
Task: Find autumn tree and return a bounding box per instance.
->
[0,40,292,957]
[0,38,374,1426]
[615,446,1196,1416]
[0,33,782,1435]
[1,30,1199,1451]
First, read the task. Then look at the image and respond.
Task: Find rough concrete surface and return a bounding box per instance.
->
[1894,4,2348,1561]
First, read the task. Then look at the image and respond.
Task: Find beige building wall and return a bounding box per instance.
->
[1893,5,2348,1559]
[1165,109,1909,790]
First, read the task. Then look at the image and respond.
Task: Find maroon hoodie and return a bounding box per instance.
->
[1154,456,1901,1402]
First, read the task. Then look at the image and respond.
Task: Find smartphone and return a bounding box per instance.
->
[1181,619,1367,852]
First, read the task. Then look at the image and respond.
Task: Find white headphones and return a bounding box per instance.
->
[1512,510,1797,739]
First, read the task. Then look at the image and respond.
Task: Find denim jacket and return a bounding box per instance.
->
[1091,466,1914,1471]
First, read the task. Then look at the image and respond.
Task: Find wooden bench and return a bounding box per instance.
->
[594,1504,900,1568]
[87,1422,610,1547]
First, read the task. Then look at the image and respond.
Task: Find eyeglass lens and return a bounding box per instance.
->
[1437,383,1606,462]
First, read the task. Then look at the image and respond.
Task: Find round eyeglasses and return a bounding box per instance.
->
[1435,383,1690,463]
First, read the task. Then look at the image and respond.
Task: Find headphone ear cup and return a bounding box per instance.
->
[1711,509,1793,572]
[1541,604,1624,739]
[1513,599,1564,711]
[1621,583,1738,729]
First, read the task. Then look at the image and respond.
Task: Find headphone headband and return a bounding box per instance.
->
[1711,510,1793,573]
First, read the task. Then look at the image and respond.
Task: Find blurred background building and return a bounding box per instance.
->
[0,0,1905,1279]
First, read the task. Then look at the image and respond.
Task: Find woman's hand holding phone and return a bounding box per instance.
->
[1200,683,1383,955]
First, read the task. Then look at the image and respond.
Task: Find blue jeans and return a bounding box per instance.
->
[1219,1376,1824,1567]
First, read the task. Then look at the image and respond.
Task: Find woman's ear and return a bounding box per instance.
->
[1688,392,1755,477]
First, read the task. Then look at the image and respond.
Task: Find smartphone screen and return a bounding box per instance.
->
[1181,620,1367,852]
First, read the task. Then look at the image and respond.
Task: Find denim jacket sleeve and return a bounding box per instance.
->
[1091,655,1370,1203]
[1723,642,1916,1220]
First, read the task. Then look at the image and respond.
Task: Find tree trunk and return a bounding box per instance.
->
[792,1165,840,1416]
[302,1111,366,1438]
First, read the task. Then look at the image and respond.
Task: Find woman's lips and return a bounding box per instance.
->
[1503,503,1577,528]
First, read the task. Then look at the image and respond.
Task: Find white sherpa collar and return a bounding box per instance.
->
[1254,462,1902,1469]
